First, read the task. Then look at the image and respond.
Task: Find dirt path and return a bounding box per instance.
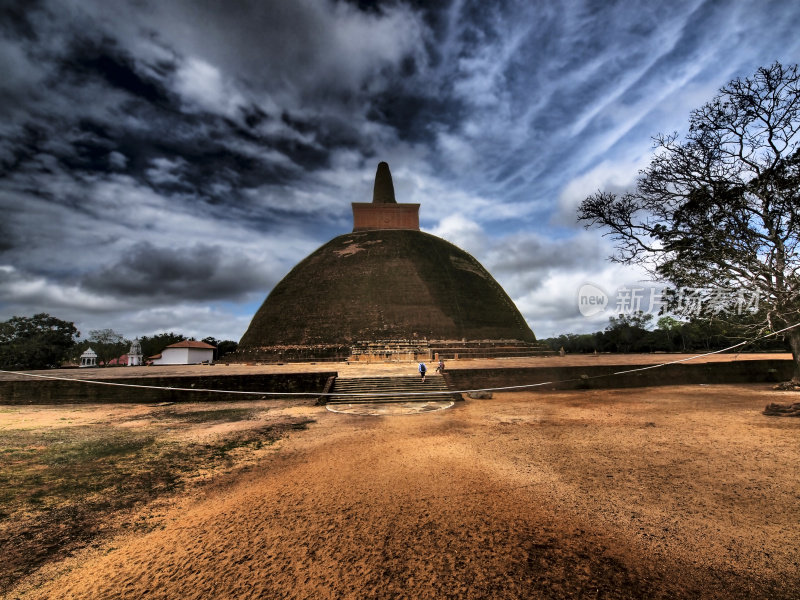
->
[9,384,800,599]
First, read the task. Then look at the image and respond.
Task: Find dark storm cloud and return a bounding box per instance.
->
[0,0,429,205]
[0,221,17,253]
[63,37,175,107]
[0,2,41,40]
[143,0,427,98]
[82,242,275,302]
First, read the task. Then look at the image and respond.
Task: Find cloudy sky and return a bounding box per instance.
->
[2,0,799,342]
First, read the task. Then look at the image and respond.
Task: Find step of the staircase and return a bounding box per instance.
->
[330,386,449,393]
[331,384,448,391]
[332,377,447,386]
[335,379,446,382]
[329,398,452,405]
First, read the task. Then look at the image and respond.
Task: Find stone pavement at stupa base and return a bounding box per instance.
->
[350,339,555,361]
[235,339,556,363]
[1,353,789,382]
[2,353,790,384]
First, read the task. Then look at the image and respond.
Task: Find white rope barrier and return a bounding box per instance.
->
[1,322,798,399]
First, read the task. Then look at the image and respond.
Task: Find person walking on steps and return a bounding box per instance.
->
[418,361,427,382]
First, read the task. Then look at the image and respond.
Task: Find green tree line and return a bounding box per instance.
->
[543,312,787,355]
[0,313,238,370]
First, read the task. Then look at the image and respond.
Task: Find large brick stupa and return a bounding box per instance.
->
[237,162,549,361]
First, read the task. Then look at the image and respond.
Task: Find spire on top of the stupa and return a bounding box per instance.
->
[372,161,397,204]
[351,161,418,231]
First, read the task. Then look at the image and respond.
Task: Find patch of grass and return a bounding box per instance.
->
[0,414,315,593]
[154,407,260,423]
[201,419,315,460]
[42,434,155,465]
[0,428,159,510]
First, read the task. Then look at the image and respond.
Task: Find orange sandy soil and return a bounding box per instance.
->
[0,352,793,381]
[5,383,800,599]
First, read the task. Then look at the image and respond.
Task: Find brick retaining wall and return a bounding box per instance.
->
[0,372,337,405]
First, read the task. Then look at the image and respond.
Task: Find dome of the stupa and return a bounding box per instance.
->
[237,162,541,360]
[239,228,535,348]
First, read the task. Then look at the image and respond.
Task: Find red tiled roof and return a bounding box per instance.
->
[165,340,216,349]
[106,354,129,365]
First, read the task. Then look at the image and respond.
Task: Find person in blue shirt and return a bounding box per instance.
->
[418,361,427,382]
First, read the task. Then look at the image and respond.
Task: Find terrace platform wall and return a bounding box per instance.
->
[445,359,794,392]
[0,373,337,405]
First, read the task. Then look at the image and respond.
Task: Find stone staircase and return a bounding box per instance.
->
[325,375,454,404]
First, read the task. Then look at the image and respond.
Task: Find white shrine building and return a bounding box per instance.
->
[79,347,98,367]
[150,340,216,365]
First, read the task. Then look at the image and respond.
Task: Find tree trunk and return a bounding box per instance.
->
[788,328,800,383]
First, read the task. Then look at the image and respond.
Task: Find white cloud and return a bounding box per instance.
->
[108,151,128,169]
[427,214,488,256]
[109,304,253,341]
[400,170,496,224]
[514,262,655,338]
[0,265,128,313]
[435,131,478,172]
[553,158,645,227]
[173,57,246,117]
[145,157,189,186]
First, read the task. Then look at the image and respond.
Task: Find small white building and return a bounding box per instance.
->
[150,340,215,365]
[79,347,97,368]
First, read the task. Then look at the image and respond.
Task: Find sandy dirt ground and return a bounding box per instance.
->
[0,352,792,381]
[5,382,799,600]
